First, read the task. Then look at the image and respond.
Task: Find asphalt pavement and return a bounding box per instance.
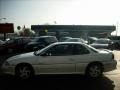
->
[0,74,115,90]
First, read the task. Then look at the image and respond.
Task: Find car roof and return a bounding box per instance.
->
[52,42,85,45]
[35,36,56,38]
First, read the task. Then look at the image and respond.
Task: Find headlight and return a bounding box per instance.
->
[4,61,10,66]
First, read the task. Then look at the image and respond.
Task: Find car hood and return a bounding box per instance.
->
[7,52,35,61]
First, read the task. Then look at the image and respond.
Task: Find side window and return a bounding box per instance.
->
[45,44,73,56]
[73,44,90,55]
[45,38,51,43]
[13,39,18,44]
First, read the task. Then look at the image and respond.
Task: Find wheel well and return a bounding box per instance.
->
[15,63,34,73]
[86,61,104,72]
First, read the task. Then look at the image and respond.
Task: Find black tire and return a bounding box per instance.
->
[15,64,34,79]
[86,63,103,78]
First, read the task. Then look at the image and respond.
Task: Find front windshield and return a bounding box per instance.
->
[34,44,52,56]
[87,45,99,53]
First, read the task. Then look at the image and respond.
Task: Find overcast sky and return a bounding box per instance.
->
[0,0,120,35]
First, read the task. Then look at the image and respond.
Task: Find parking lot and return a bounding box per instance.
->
[104,50,120,90]
[0,50,120,90]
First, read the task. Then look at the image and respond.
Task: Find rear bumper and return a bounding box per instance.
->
[103,60,117,72]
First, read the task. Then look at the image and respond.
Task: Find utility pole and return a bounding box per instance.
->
[116,21,119,36]
[0,18,7,41]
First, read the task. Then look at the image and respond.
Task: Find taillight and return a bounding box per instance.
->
[112,53,114,59]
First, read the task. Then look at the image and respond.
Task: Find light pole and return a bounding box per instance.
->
[0,18,7,40]
[116,21,119,36]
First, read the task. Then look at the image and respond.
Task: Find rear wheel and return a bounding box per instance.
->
[86,63,103,78]
[15,64,34,79]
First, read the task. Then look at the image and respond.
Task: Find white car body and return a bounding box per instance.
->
[90,38,112,49]
[2,42,117,77]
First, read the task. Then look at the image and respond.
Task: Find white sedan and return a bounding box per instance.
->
[2,42,117,79]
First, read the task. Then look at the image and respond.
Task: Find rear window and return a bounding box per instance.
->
[88,45,99,53]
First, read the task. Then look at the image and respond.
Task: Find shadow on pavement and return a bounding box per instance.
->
[0,74,115,90]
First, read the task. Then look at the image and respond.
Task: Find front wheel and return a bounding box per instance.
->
[86,63,103,78]
[15,64,34,79]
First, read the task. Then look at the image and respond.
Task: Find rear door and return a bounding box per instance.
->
[71,44,91,73]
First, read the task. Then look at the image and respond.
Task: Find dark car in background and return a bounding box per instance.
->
[90,38,112,49]
[88,37,98,44]
[0,37,31,54]
[64,38,88,44]
[0,40,5,45]
[25,36,58,52]
[59,36,72,42]
[108,36,120,50]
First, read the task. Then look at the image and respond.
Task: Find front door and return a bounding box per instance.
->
[37,44,76,74]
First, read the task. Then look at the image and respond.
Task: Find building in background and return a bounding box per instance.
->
[0,23,14,40]
[31,25,116,40]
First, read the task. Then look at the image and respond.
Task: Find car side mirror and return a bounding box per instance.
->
[34,51,39,56]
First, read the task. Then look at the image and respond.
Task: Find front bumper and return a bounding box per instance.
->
[1,64,15,75]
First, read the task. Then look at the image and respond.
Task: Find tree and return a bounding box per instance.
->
[19,28,35,37]
[17,26,21,30]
